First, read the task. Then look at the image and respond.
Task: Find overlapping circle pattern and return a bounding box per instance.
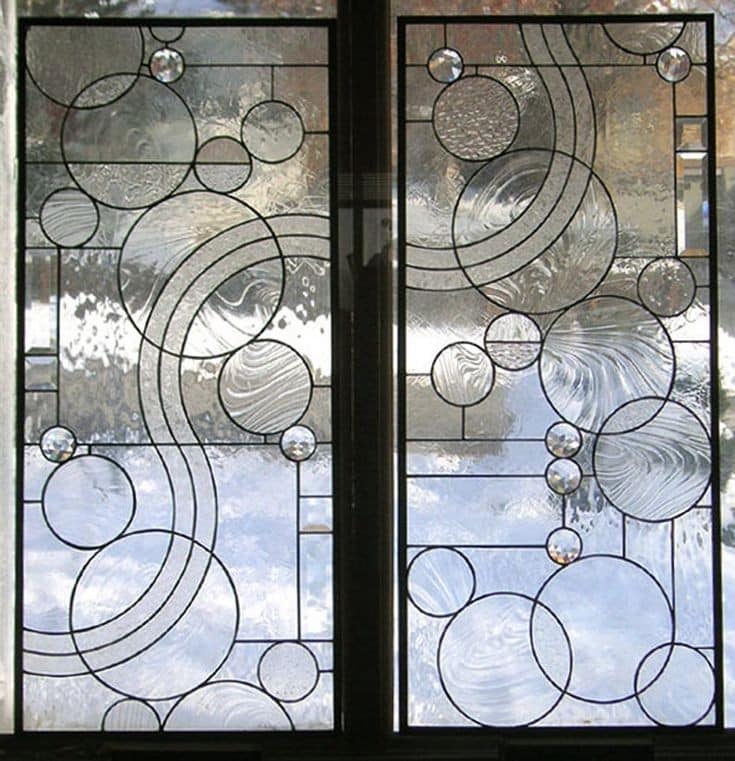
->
[26,23,324,731]
[414,20,713,728]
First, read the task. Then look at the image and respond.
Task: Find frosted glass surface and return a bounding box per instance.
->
[19,22,334,732]
[399,18,716,728]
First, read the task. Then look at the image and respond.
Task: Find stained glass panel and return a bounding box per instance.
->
[20,21,335,732]
[398,17,717,729]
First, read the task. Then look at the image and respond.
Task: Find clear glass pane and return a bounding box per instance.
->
[20,21,335,732]
[398,18,716,728]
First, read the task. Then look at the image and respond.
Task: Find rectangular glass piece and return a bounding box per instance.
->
[20,21,335,732]
[399,17,717,730]
[24,356,57,391]
[24,249,57,354]
[677,150,710,256]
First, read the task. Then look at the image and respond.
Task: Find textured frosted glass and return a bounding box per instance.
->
[399,18,716,729]
[20,22,334,732]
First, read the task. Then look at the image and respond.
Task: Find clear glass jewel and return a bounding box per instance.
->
[546,527,582,565]
[545,458,582,495]
[150,48,184,83]
[280,425,317,462]
[657,47,691,83]
[545,421,582,458]
[40,426,77,463]
[427,47,463,83]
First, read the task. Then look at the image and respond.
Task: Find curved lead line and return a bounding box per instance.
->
[55,244,255,667]
[33,236,327,674]
[158,239,280,356]
[66,285,229,663]
[67,213,303,672]
[540,25,577,66]
[22,344,207,671]
[453,27,597,283]
[69,254,326,670]
[23,629,75,654]
[449,28,581,265]
[25,239,332,672]
[543,24,595,167]
[140,216,276,350]
[459,160,590,283]
[74,542,216,672]
[558,68,594,168]
[24,650,90,678]
[406,244,460,271]
[524,25,577,156]
[267,213,330,238]
[406,263,471,291]
[453,153,574,262]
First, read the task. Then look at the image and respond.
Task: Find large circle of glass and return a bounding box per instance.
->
[220,340,313,435]
[408,548,475,617]
[594,398,710,522]
[539,297,674,433]
[42,455,135,549]
[439,593,571,726]
[533,555,672,703]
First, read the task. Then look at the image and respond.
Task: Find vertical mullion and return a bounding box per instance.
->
[340,0,393,750]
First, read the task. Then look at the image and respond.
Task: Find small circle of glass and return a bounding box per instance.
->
[546,527,583,565]
[545,421,582,458]
[280,425,317,462]
[657,47,691,83]
[545,458,582,495]
[427,47,463,83]
[150,48,184,83]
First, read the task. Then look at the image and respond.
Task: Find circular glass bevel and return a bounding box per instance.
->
[545,458,582,495]
[40,426,77,463]
[150,47,185,83]
[657,47,691,83]
[280,425,317,462]
[545,422,582,458]
[546,527,583,565]
[427,47,464,83]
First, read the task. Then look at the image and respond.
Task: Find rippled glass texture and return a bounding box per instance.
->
[21,22,334,732]
[399,18,715,729]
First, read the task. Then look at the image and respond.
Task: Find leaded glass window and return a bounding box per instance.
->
[20,20,336,731]
[4,2,735,751]
[398,16,717,729]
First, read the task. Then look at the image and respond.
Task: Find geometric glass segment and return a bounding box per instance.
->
[21,21,335,731]
[398,17,717,728]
